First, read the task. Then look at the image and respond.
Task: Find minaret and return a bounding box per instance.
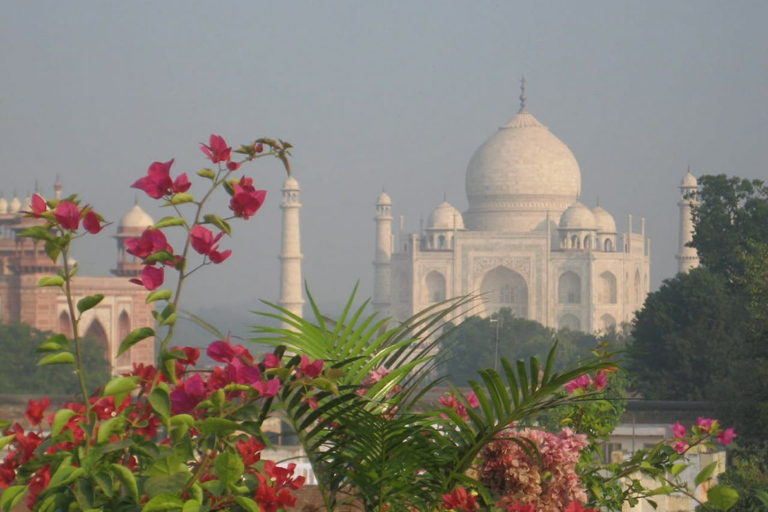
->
[372,191,393,317]
[676,168,700,273]
[278,176,304,326]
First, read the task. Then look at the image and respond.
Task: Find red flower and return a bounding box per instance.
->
[253,378,280,398]
[28,194,47,217]
[129,265,164,290]
[442,486,478,512]
[229,177,266,220]
[26,465,51,509]
[125,229,172,259]
[170,374,208,414]
[673,441,689,454]
[83,210,106,234]
[718,428,737,446]
[200,134,232,164]
[25,398,50,427]
[237,437,266,468]
[671,421,686,439]
[565,374,591,393]
[190,225,232,264]
[593,371,608,391]
[54,200,81,230]
[207,336,253,364]
[0,459,16,489]
[263,353,280,369]
[565,501,599,512]
[697,417,716,433]
[300,356,324,378]
[173,173,191,193]
[132,159,175,199]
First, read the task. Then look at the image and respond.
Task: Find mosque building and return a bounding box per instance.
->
[371,84,665,333]
[0,182,155,373]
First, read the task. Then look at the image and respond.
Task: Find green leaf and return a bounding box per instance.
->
[755,490,768,506]
[160,312,177,327]
[152,216,187,230]
[706,485,739,511]
[144,250,176,265]
[118,327,155,357]
[149,387,171,420]
[197,168,216,180]
[111,463,139,503]
[44,239,62,263]
[77,294,105,314]
[0,434,14,452]
[695,461,719,487]
[38,275,65,287]
[215,451,244,488]
[103,376,140,398]
[52,408,78,436]
[670,462,689,477]
[141,493,184,512]
[1,485,27,511]
[170,414,195,427]
[146,289,173,304]
[143,473,191,498]
[36,333,70,353]
[97,417,127,444]
[19,225,55,241]
[38,352,75,366]
[93,469,114,498]
[167,193,195,206]
[198,418,239,435]
[234,497,260,512]
[202,214,231,236]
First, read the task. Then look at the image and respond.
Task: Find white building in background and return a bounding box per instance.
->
[372,83,660,333]
[278,176,305,327]
[676,169,700,274]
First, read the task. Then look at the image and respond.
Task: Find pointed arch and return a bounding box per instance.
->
[558,271,581,304]
[600,314,617,331]
[59,311,73,338]
[84,318,109,360]
[634,269,641,305]
[598,271,617,304]
[558,313,581,331]
[115,311,131,367]
[480,266,528,319]
[423,271,446,304]
[604,238,614,252]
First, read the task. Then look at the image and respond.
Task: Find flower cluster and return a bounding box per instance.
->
[670,417,736,453]
[438,391,479,420]
[479,426,589,512]
[564,370,609,393]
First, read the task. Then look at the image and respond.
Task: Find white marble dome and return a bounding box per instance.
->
[119,204,154,232]
[592,206,617,233]
[559,202,596,230]
[282,176,299,190]
[681,172,698,188]
[8,196,21,214]
[0,197,7,214]
[377,191,392,205]
[427,201,465,230]
[464,107,582,232]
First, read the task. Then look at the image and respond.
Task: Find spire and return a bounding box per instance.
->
[519,76,527,112]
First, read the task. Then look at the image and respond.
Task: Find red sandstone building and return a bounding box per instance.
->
[0,183,155,373]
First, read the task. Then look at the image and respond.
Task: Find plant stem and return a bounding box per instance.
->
[62,245,92,421]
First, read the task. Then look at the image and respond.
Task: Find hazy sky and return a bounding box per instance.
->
[2,2,767,321]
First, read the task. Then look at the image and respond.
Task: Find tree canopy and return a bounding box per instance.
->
[0,322,111,395]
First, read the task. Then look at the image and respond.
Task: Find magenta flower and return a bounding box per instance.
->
[300,356,324,378]
[54,201,81,230]
[697,417,716,433]
[718,428,737,446]
[132,160,175,199]
[172,173,191,194]
[593,371,607,391]
[28,194,47,218]
[170,374,207,414]
[263,353,280,369]
[83,210,106,234]
[229,176,266,220]
[200,134,232,164]
[207,336,252,364]
[671,421,686,439]
[190,225,231,264]
[467,391,479,408]
[253,378,281,398]
[129,265,164,290]
[565,375,591,393]
[673,441,689,454]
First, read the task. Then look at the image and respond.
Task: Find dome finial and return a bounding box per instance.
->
[519,76,527,112]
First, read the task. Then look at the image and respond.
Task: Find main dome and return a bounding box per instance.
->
[464,103,582,232]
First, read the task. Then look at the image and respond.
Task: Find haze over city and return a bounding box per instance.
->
[2,2,767,332]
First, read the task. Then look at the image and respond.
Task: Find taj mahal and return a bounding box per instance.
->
[366,83,699,333]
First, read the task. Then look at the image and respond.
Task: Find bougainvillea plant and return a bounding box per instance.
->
[0,135,338,512]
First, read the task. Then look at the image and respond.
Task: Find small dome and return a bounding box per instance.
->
[592,206,617,233]
[427,201,465,230]
[282,176,299,190]
[9,196,21,214]
[119,204,154,231]
[559,202,596,230]
[20,195,31,214]
[377,191,392,205]
[681,172,697,187]
[0,197,7,214]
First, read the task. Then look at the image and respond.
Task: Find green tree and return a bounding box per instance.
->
[629,267,746,400]
[0,322,111,395]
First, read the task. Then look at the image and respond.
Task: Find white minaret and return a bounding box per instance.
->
[278,176,304,326]
[372,191,393,316]
[676,168,700,273]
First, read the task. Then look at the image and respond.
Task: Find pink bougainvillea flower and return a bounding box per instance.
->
[172,173,191,194]
[237,437,266,468]
[467,391,479,408]
[229,176,267,220]
[439,394,469,420]
[129,265,164,290]
[26,465,51,510]
[125,229,172,259]
[206,336,253,364]
[29,194,47,217]
[83,210,106,234]
[253,378,281,398]
[442,486,479,512]
[263,353,280,369]
[718,428,737,446]
[170,373,207,414]
[54,200,81,230]
[300,355,324,378]
[565,374,591,393]
[200,134,232,164]
[208,247,232,264]
[671,421,686,439]
[190,225,231,264]
[264,460,306,491]
[132,159,175,199]
[673,441,689,454]
[697,417,716,433]
[227,160,241,171]
[25,398,50,427]
[593,371,608,391]
[565,502,599,512]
